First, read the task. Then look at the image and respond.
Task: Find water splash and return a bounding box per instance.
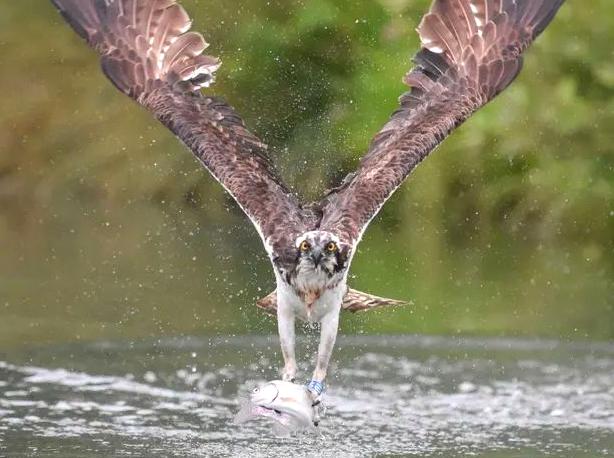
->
[0,336,613,457]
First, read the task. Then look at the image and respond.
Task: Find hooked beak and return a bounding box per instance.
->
[311,251,322,267]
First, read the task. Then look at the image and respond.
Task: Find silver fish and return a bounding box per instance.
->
[233,380,317,435]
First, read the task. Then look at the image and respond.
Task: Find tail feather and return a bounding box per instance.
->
[255,288,406,316]
[256,290,278,316]
[342,289,406,313]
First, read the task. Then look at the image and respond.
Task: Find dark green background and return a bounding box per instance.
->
[0,0,612,348]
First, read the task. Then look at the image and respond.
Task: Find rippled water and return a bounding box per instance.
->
[1,335,613,457]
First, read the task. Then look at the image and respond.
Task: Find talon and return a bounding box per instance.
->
[313,404,321,427]
[282,367,297,382]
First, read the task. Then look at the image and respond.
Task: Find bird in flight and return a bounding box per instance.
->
[49,0,565,401]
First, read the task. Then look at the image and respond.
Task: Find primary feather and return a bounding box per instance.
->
[320,0,565,247]
[50,0,309,263]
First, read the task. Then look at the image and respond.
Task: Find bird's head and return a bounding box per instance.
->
[295,231,349,276]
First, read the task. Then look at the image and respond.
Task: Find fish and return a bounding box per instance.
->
[233,380,318,435]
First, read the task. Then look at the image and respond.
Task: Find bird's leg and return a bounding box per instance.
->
[277,306,297,382]
[307,308,340,404]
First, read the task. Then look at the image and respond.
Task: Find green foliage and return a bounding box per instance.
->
[0,0,612,347]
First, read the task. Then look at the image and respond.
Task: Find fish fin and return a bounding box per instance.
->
[256,290,277,316]
[342,288,407,313]
[233,399,255,425]
[272,422,292,437]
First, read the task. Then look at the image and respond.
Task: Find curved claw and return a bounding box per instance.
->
[308,387,323,427]
[313,406,321,427]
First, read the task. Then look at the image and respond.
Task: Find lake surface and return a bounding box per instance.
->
[1,335,613,457]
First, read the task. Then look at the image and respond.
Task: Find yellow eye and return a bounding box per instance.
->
[326,242,338,253]
[300,241,310,252]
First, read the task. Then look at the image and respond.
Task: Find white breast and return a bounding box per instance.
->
[292,267,331,295]
[275,270,346,323]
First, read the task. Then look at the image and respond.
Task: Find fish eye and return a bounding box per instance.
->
[326,242,338,253]
[299,241,310,252]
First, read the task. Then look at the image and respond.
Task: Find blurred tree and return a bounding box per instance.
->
[0,0,612,345]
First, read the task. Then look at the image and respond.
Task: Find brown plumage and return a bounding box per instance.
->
[320,0,565,246]
[257,289,406,316]
[50,0,311,267]
[49,0,565,311]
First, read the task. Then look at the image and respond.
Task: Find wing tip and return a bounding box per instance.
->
[531,0,567,39]
[51,0,222,97]
[50,0,100,42]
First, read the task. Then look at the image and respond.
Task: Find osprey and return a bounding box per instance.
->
[50,0,565,400]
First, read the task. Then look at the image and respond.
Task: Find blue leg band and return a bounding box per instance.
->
[307,380,325,396]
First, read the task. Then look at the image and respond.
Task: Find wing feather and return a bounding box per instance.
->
[50,0,308,256]
[320,0,564,245]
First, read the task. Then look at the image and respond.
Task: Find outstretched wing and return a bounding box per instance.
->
[50,0,305,253]
[320,0,565,246]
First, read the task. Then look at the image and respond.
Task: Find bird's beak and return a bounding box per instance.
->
[311,251,322,266]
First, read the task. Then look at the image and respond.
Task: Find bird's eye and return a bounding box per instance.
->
[300,241,310,252]
[326,242,338,253]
